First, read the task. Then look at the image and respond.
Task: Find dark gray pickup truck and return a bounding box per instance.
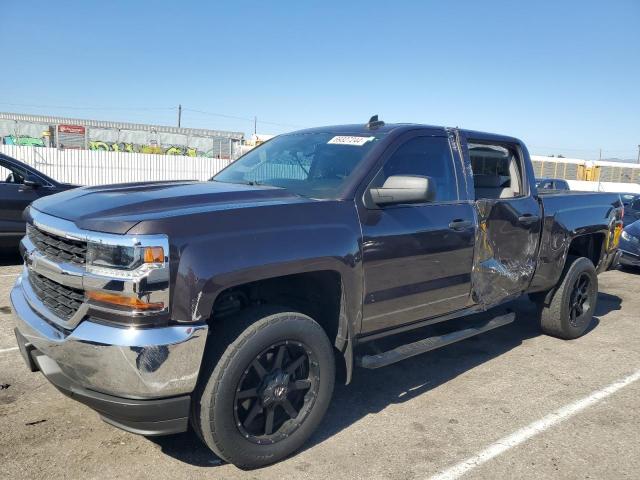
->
[10,118,623,468]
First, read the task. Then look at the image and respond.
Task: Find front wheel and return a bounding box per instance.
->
[536,256,598,339]
[192,307,335,469]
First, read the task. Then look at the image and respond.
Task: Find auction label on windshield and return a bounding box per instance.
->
[328,135,375,146]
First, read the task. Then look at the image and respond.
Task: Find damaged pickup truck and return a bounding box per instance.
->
[10,118,623,468]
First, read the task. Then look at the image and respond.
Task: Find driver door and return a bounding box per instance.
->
[359,132,476,333]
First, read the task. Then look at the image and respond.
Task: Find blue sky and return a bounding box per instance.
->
[1,0,638,160]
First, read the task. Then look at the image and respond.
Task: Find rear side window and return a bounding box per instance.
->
[469,142,524,200]
[374,136,459,201]
[0,160,26,184]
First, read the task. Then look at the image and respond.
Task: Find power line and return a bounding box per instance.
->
[0,102,175,111]
[182,107,305,129]
[0,101,306,131]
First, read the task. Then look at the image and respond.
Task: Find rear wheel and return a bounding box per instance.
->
[192,307,335,469]
[536,256,598,339]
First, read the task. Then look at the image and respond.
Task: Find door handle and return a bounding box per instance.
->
[448,219,473,230]
[518,214,540,224]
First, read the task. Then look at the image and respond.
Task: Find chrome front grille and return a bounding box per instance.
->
[27,224,87,265]
[28,271,84,320]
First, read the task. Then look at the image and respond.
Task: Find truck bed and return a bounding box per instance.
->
[528,191,622,292]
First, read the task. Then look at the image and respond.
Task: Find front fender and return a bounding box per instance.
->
[132,200,364,342]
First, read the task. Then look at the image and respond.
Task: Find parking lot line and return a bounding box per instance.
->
[0,347,19,354]
[0,273,18,277]
[428,368,640,480]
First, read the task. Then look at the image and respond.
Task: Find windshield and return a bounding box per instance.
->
[213,132,384,199]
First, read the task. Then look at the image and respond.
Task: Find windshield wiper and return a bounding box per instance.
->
[211,178,261,186]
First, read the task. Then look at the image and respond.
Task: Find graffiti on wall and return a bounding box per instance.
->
[2,135,230,158]
[87,141,223,157]
[0,119,237,159]
[3,135,46,147]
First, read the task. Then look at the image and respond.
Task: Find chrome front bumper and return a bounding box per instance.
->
[11,273,208,399]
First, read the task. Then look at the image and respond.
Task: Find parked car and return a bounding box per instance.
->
[0,154,76,249]
[535,177,570,191]
[618,219,640,268]
[620,193,640,226]
[11,119,623,468]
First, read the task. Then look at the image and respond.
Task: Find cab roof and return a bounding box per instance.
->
[288,122,523,145]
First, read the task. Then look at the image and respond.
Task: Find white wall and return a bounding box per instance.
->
[0,145,233,186]
[4,144,640,193]
[567,180,640,193]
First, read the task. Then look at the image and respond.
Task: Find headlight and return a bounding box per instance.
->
[621,230,634,242]
[83,235,170,324]
[86,242,165,270]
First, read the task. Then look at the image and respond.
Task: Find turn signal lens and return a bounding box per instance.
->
[87,291,164,311]
[143,246,165,264]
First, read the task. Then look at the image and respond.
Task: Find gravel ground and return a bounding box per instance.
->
[1,252,639,480]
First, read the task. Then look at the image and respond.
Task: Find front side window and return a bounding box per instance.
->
[213,132,385,199]
[372,136,459,202]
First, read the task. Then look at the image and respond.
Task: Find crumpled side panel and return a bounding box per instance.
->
[471,200,538,309]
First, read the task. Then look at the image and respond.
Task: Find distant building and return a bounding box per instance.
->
[0,112,244,159]
[237,133,276,155]
[531,155,640,184]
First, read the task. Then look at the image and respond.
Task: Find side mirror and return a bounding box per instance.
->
[22,175,43,189]
[370,175,435,206]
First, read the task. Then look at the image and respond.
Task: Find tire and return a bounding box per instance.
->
[191,306,335,469]
[537,256,598,339]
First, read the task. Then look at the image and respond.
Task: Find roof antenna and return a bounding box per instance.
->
[366,114,385,130]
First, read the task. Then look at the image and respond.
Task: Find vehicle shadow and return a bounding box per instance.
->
[0,250,22,266]
[594,292,622,317]
[617,265,640,275]
[306,298,543,452]
[148,291,622,467]
[150,430,224,467]
[149,298,544,467]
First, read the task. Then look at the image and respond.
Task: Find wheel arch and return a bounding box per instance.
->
[197,265,358,384]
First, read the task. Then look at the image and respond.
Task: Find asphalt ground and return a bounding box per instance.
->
[1,251,639,480]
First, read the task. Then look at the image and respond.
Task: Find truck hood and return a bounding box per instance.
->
[31,180,310,234]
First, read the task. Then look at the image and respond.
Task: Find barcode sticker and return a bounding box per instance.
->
[327,136,375,146]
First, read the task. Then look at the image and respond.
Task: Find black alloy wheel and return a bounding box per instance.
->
[234,341,319,444]
[569,272,591,327]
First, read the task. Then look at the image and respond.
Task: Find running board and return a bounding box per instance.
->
[357,312,515,369]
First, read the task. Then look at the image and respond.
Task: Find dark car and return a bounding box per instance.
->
[0,153,76,248]
[535,177,570,191]
[620,193,640,226]
[10,120,623,468]
[618,220,640,268]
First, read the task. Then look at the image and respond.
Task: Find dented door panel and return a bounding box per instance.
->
[470,196,542,308]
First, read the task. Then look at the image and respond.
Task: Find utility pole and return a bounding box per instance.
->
[177,104,182,128]
[637,145,640,164]
[254,116,257,135]
[599,148,602,161]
